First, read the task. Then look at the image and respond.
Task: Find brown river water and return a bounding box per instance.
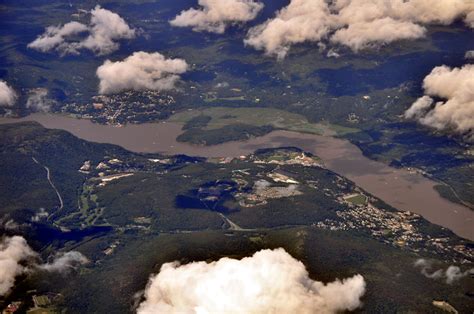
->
[1,113,472,241]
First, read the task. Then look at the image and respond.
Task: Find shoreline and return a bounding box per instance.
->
[1,113,472,241]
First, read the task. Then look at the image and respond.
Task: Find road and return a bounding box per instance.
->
[218,213,256,232]
[32,157,64,211]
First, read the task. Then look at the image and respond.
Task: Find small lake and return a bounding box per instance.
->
[1,113,472,241]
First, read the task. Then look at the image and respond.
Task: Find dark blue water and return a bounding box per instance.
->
[175,180,241,213]
[1,223,113,252]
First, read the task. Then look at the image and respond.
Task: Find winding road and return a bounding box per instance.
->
[32,157,64,211]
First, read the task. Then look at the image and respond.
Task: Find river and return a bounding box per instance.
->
[1,113,472,241]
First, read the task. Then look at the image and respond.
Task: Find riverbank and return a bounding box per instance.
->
[1,113,472,240]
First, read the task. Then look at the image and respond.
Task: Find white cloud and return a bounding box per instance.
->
[0,236,37,296]
[245,0,333,59]
[0,81,17,107]
[245,0,474,57]
[28,6,135,56]
[39,251,89,273]
[170,0,264,34]
[466,11,474,28]
[332,0,474,51]
[414,259,474,284]
[137,248,366,314]
[0,236,89,296]
[404,95,433,120]
[333,0,474,26]
[26,88,55,112]
[405,64,474,141]
[387,0,474,25]
[27,21,89,55]
[330,17,426,51]
[96,51,188,94]
[78,6,137,55]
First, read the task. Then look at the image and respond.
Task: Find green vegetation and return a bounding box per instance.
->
[52,228,474,313]
[1,1,473,311]
[170,107,359,145]
[177,123,274,145]
[433,185,464,206]
[182,115,212,130]
[1,122,472,314]
[345,194,368,205]
[203,93,246,103]
[253,147,322,164]
[1,0,470,207]
[0,121,126,219]
[169,107,359,135]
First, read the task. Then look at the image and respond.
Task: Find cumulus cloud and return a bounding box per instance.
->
[0,236,89,296]
[78,6,137,55]
[404,95,433,120]
[28,6,135,55]
[170,0,264,34]
[0,236,37,296]
[386,0,474,25]
[0,81,17,107]
[330,17,425,51]
[332,0,474,26]
[245,0,333,59]
[245,0,474,57]
[96,51,188,94]
[405,64,474,140]
[27,21,89,55]
[137,248,366,314]
[414,259,474,284]
[39,251,89,273]
[26,88,55,112]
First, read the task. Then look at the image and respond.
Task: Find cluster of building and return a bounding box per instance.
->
[227,164,305,208]
[209,150,324,170]
[237,179,302,208]
[251,151,324,168]
[60,91,176,125]
[78,156,174,178]
[314,198,473,262]
[65,154,202,229]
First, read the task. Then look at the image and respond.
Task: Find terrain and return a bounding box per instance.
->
[1,0,474,312]
[1,0,473,207]
[0,122,472,313]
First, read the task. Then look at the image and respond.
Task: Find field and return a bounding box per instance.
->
[344,194,368,205]
[169,106,360,136]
